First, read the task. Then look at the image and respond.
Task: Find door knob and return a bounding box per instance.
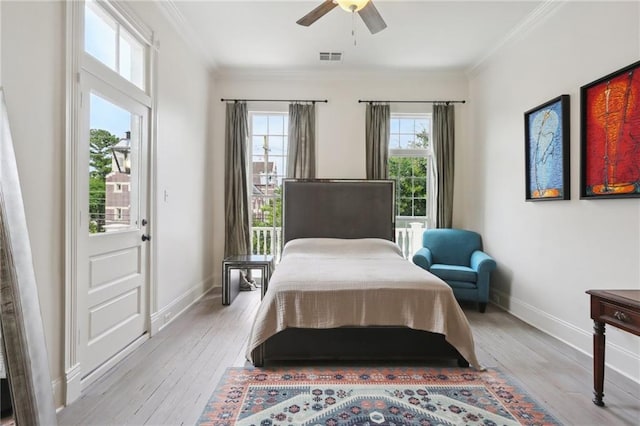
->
[142,234,151,242]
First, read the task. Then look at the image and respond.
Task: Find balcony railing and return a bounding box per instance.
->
[251,223,425,262]
[251,226,283,259]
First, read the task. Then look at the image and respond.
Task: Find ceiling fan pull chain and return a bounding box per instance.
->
[352,10,357,46]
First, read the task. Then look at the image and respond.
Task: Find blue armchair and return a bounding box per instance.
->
[412,228,496,313]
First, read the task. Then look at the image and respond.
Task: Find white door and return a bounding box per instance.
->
[79,75,150,379]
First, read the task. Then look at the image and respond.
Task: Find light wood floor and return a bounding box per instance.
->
[57,288,640,425]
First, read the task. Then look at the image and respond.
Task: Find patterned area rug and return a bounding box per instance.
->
[197,367,561,426]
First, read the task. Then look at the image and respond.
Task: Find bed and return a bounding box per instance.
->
[246,179,481,369]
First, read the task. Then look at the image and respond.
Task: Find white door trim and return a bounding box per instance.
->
[64,0,83,404]
[63,0,158,406]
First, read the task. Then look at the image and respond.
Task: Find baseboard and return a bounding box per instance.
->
[51,377,64,412]
[56,276,215,408]
[490,289,640,385]
[150,274,215,335]
[62,363,82,407]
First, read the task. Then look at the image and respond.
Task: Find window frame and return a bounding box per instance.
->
[82,0,152,106]
[248,111,289,223]
[388,113,433,227]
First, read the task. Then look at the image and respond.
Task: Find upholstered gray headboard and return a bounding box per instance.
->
[282,179,395,244]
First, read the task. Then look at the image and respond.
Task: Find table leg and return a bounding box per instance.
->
[222,265,230,305]
[261,264,270,300]
[592,320,605,406]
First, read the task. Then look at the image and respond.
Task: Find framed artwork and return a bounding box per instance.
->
[580,60,640,199]
[524,95,570,201]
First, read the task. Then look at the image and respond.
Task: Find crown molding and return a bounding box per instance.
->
[154,0,217,69]
[466,0,565,76]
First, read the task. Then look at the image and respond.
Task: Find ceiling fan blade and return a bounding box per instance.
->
[296,0,338,27]
[358,1,387,34]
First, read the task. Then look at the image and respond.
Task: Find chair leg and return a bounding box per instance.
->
[478,302,487,313]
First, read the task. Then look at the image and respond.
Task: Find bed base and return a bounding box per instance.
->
[252,327,470,368]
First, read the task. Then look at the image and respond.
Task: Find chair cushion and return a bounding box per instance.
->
[430,264,477,283]
[422,229,482,266]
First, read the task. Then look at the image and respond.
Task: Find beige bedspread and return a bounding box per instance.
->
[246,238,482,369]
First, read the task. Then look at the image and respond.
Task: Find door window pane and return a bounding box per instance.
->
[89,93,139,233]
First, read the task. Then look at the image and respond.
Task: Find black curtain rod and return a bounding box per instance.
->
[221,98,328,104]
[358,100,466,104]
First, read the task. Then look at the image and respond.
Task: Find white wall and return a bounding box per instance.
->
[1,0,66,401]
[1,0,214,406]
[125,2,215,328]
[211,70,469,284]
[467,1,640,382]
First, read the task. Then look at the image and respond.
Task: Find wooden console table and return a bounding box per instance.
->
[586,289,640,406]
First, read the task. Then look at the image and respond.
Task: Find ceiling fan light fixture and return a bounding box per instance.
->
[335,0,370,13]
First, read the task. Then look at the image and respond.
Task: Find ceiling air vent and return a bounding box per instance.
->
[319,51,343,63]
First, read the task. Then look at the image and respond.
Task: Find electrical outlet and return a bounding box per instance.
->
[491,293,500,304]
[164,312,172,324]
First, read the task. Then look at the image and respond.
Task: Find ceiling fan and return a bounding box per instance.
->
[297,0,387,35]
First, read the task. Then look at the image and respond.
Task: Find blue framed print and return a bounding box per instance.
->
[524,95,571,201]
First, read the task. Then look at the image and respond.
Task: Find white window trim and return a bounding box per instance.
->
[248,111,289,185]
[389,113,434,228]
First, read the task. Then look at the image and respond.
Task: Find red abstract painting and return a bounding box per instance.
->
[581,61,640,198]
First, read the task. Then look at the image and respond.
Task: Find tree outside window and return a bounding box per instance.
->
[89,129,119,233]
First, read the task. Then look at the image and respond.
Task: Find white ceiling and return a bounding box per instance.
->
[167,0,545,73]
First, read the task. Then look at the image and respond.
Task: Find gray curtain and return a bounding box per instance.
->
[365,103,390,179]
[433,103,455,228]
[287,103,316,178]
[224,102,251,257]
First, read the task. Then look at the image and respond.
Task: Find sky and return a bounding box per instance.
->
[90,94,131,139]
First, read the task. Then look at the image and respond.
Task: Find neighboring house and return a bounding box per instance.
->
[252,160,277,223]
[104,132,131,231]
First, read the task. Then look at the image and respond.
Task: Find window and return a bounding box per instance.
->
[250,113,288,225]
[388,114,432,229]
[249,113,288,255]
[82,0,151,234]
[84,0,145,90]
[88,92,141,233]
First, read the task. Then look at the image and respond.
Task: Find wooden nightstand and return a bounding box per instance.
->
[222,255,274,305]
[586,289,640,406]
